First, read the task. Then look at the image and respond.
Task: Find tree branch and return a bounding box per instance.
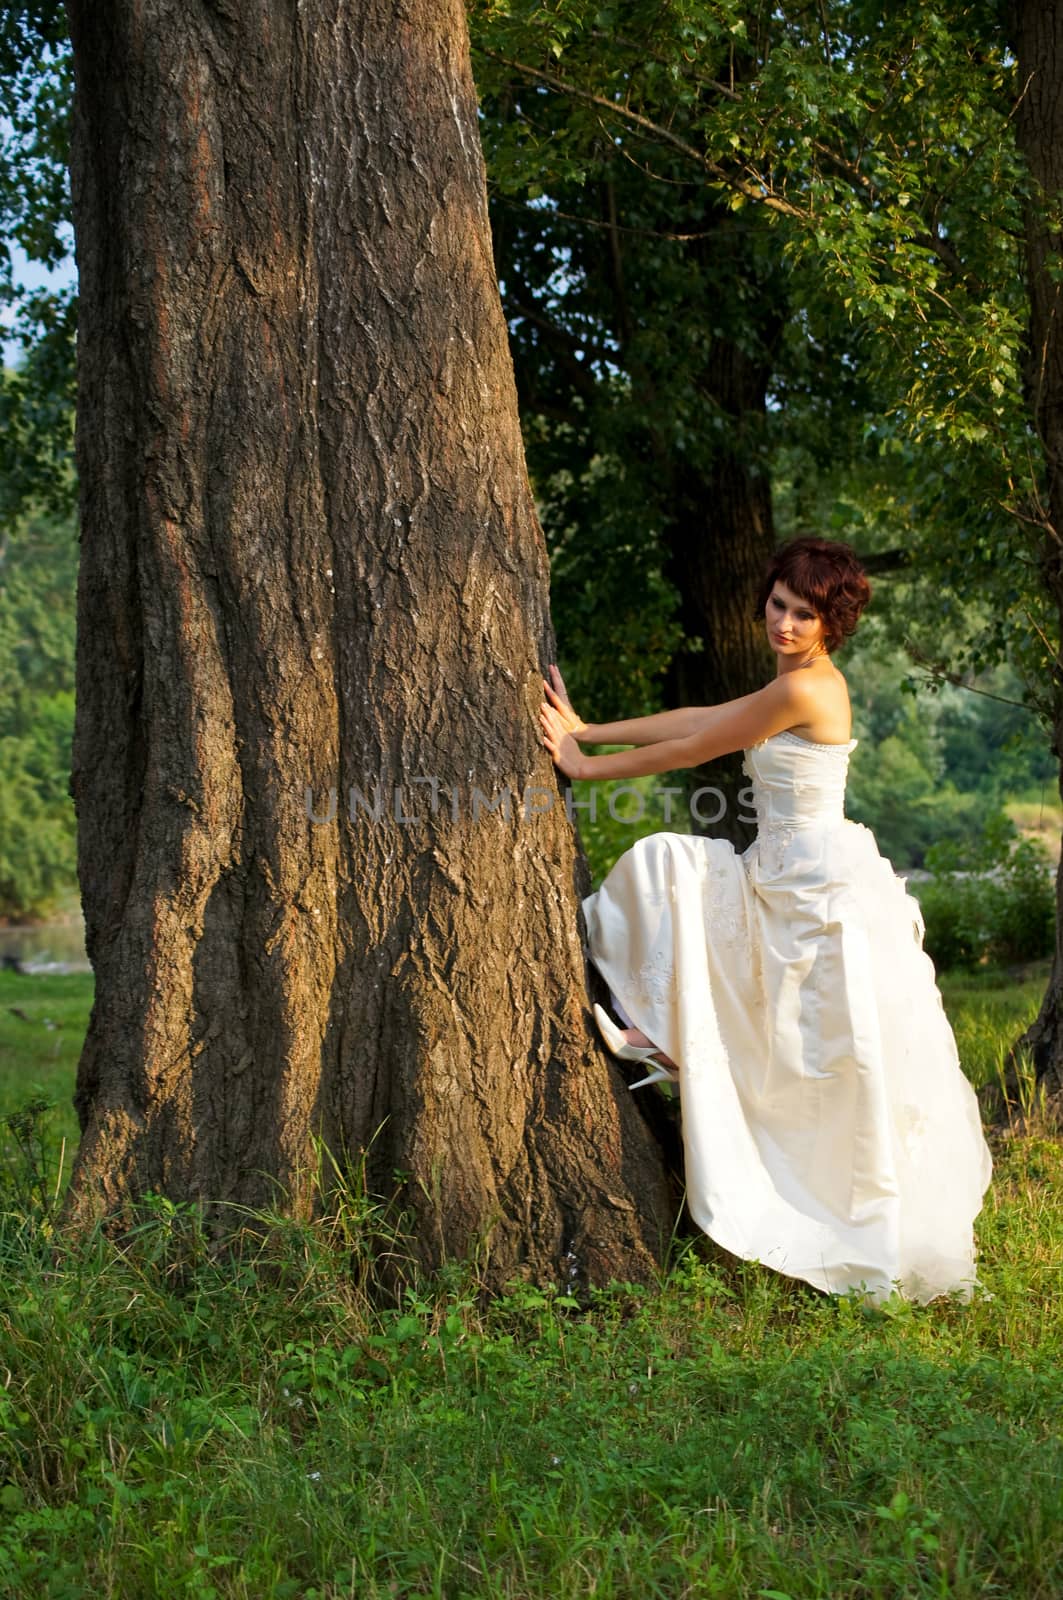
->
[479,48,983,289]
[904,640,1051,716]
[491,190,721,240]
[474,47,808,220]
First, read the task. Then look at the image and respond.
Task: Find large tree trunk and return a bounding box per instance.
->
[63,0,673,1286]
[1005,0,1063,1121]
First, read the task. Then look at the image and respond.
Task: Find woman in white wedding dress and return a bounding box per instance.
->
[538,536,993,1305]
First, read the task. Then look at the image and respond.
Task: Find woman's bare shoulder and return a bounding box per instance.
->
[788,660,852,743]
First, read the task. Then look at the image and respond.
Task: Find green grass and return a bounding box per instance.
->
[0,970,88,1172]
[1,966,1061,1598]
[937,959,1056,1127]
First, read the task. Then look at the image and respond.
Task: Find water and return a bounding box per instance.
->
[0,914,91,974]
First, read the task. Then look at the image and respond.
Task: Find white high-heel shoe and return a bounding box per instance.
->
[592,1003,679,1090]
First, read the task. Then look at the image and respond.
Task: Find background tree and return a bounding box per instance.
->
[0,507,77,918]
[0,1,74,525]
[1007,0,1063,1115]
[476,12,801,841]
[62,0,673,1285]
[470,0,1017,835]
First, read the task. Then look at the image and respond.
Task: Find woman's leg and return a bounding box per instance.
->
[608,988,676,1066]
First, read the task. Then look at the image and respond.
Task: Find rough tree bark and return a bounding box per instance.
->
[63,0,674,1285]
[1007,0,1063,1118]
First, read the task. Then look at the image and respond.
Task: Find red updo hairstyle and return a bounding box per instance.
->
[753,536,871,654]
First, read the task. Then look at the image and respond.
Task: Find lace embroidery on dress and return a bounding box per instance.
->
[757,820,801,875]
[631,947,676,1006]
[703,859,749,953]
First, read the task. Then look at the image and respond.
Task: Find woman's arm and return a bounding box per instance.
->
[580,706,711,746]
[571,678,817,780]
[541,665,710,746]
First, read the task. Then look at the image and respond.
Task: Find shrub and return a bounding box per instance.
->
[914,812,1055,970]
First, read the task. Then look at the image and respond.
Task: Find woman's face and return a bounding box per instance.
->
[765,579,828,658]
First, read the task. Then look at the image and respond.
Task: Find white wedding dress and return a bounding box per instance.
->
[582,728,994,1304]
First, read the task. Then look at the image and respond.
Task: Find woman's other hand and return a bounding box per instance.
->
[539,697,585,778]
[541,664,587,739]
[539,663,587,777]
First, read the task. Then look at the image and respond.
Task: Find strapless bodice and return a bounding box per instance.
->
[741,728,858,832]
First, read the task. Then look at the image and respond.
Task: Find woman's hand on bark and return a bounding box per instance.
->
[541,664,587,738]
[539,701,585,778]
[539,665,586,778]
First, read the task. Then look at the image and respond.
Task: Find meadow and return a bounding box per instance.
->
[0,966,1060,1599]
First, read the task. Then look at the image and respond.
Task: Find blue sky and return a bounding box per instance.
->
[2,238,77,368]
